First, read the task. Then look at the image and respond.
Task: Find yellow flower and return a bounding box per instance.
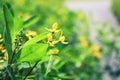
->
[0,65,3,69]
[52,22,58,31]
[0,45,3,50]
[49,49,59,55]
[89,45,99,52]
[59,36,68,44]
[2,49,6,53]
[80,41,88,47]
[0,39,3,43]
[79,36,88,47]
[3,55,8,60]
[45,22,59,33]
[46,23,68,46]
[93,52,101,59]
[0,34,2,38]
[79,36,86,42]
[26,30,37,39]
[47,33,53,41]
[48,41,58,47]
[26,30,37,36]
[47,33,59,46]
[0,60,4,63]
[52,41,59,45]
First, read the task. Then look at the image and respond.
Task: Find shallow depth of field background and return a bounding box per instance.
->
[0,0,120,80]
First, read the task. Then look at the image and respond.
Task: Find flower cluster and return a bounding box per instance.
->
[26,30,37,40]
[79,36,101,59]
[46,22,68,55]
[46,22,68,47]
[0,34,8,62]
[89,45,101,59]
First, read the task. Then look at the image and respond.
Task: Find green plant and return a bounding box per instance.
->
[112,0,120,22]
[1,0,119,80]
[0,2,68,80]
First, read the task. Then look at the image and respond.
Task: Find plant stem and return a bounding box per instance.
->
[10,50,16,64]
[23,60,40,80]
[4,72,8,80]
[44,55,53,77]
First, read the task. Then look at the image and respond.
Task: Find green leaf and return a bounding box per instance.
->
[23,32,48,47]
[44,55,53,77]
[14,17,23,32]
[23,15,40,28]
[18,43,48,63]
[9,17,24,44]
[3,4,14,41]
[3,4,13,61]
[53,59,65,70]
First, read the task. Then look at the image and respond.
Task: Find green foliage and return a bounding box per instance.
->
[18,43,48,63]
[23,32,48,47]
[3,4,13,62]
[112,0,120,22]
[0,2,67,80]
[0,0,120,80]
[23,15,41,28]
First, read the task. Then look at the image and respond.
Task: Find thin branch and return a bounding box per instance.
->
[23,60,40,80]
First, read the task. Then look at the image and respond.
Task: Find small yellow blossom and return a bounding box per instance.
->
[47,33,59,46]
[0,34,2,38]
[59,36,68,44]
[0,65,3,69]
[52,41,59,45]
[47,33,53,41]
[0,60,4,63]
[49,49,59,55]
[80,41,88,47]
[48,42,54,46]
[0,34,8,61]
[79,36,86,42]
[45,22,59,33]
[93,52,101,59]
[3,56,7,60]
[89,45,101,59]
[3,51,8,61]
[89,45,99,52]
[48,41,59,47]
[52,22,58,31]
[0,45,3,50]
[0,39,3,42]
[26,30,37,39]
[46,23,68,46]
[79,36,88,47]
[26,30,37,36]
[1,49,6,53]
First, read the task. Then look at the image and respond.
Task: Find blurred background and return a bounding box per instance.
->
[0,0,120,80]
